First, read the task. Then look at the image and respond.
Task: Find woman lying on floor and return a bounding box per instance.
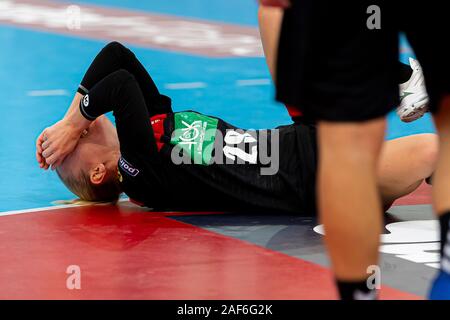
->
[35,42,436,215]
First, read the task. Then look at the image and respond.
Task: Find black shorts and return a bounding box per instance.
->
[276,1,450,122]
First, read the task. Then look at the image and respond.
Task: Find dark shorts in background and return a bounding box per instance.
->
[276,1,450,122]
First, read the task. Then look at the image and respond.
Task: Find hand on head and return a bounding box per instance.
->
[36,119,85,170]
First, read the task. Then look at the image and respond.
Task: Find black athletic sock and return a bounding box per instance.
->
[398,61,413,84]
[439,211,450,273]
[336,279,378,300]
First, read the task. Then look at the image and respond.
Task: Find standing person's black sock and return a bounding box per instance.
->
[336,279,378,300]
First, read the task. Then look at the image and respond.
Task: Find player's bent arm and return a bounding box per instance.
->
[41,69,159,169]
[77,69,159,162]
[64,92,84,119]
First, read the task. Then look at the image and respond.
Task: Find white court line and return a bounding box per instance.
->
[27,89,69,97]
[164,82,207,90]
[0,203,92,217]
[236,79,271,86]
[0,198,129,217]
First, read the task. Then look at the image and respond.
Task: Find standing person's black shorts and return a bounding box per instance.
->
[276,1,450,121]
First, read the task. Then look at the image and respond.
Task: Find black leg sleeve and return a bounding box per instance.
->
[78,41,172,115]
[80,69,159,161]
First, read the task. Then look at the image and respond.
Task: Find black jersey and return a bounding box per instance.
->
[76,42,317,215]
[118,110,318,215]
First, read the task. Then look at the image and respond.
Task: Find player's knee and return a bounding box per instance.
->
[105,41,125,50]
[112,69,139,102]
[103,41,127,56]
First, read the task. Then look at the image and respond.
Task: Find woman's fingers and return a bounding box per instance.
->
[36,131,46,163]
[41,139,51,150]
[42,159,50,170]
[45,152,60,166]
[36,148,43,165]
[38,119,83,170]
[37,146,48,169]
[41,146,53,158]
[36,138,42,155]
[46,148,69,169]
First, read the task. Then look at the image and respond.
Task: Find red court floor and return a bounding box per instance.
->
[0,200,423,299]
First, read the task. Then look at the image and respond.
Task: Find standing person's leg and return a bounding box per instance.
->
[275,1,399,299]
[430,100,450,298]
[258,5,283,79]
[432,101,450,220]
[432,101,450,210]
[320,127,437,292]
[400,1,450,298]
[318,118,385,299]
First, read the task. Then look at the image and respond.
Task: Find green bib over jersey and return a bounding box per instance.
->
[170,112,218,165]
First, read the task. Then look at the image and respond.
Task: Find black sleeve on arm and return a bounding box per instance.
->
[80,69,159,161]
[78,41,172,115]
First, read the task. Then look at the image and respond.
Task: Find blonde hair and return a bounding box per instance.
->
[56,168,121,203]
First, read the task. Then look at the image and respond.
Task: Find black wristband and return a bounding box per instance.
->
[79,95,96,121]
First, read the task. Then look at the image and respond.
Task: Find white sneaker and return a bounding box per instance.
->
[397,57,429,123]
